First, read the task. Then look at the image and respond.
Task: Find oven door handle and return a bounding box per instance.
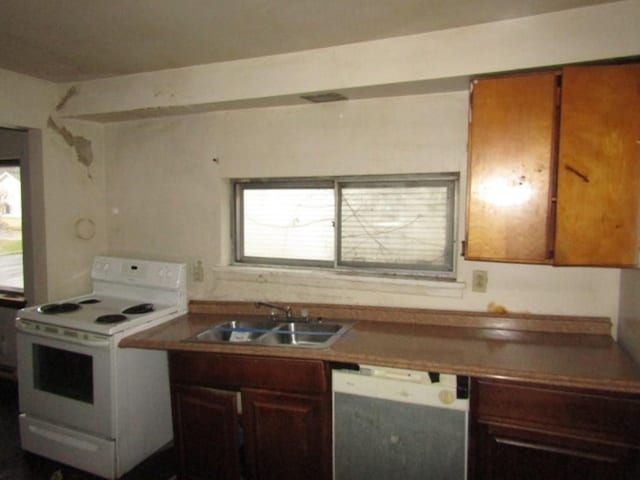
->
[15,318,111,349]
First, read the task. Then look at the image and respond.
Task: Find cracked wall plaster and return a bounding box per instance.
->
[55,86,78,111]
[47,116,94,177]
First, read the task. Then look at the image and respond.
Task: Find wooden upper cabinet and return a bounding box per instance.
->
[555,63,640,266]
[466,72,559,262]
[467,63,640,266]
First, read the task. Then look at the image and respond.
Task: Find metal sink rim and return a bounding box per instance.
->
[185,317,351,349]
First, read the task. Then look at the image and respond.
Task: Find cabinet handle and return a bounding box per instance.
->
[494,436,618,464]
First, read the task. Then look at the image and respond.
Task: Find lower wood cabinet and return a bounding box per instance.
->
[243,388,331,480]
[470,378,640,480]
[168,352,331,480]
[170,352,640,479]
[172,385,242,480]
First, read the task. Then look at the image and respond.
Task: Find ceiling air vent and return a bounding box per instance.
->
[301,92,348,103]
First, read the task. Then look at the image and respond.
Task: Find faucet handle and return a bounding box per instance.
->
[255,301,292,320]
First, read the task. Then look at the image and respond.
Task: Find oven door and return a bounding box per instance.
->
[17,330,114,438]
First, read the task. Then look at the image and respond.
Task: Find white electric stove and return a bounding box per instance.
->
[15,256,187,479]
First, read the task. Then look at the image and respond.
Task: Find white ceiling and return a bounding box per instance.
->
[0,0,621,83]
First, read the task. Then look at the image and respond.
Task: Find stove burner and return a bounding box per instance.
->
[95,314,128,324]
[78,298,101,304]
[122,303,154,315]
[37,303,81,314]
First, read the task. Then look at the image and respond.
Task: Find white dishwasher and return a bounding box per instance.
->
[332,365,469,480]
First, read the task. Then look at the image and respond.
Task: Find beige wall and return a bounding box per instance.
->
[1,1,638,335]
[619,270,640,363]
[0,68,108,302]
[105,92,621,326]
[96,2,639,332]
[59,1,640,121]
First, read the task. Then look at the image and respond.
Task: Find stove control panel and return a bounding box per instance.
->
[92,256,187,290]
[16,318,111,348]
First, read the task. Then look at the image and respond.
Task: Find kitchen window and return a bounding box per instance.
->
[0,159,23,293]
[233,174,458,278]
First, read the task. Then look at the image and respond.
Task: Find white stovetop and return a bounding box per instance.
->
[17,293,180,336]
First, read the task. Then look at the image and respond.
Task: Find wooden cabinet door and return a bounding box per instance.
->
[555,63,640,266]
[466,72,559,262]
[470,379,640,480]
[474,422,639,480]
[242,388,331,480]
[172,384,242,480]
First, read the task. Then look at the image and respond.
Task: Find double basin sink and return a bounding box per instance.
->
[186,317,352,349]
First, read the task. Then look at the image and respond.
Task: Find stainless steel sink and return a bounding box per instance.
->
[190,319,275,343]
[186,317,351,349]
[260,322,348,348]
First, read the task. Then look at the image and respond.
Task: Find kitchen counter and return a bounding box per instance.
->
[119,301,640,394]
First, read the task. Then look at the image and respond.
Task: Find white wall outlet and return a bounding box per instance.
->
[192,259,204,282]
[472,270,488,293]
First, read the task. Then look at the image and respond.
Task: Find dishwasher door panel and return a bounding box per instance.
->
[333,368,468,480]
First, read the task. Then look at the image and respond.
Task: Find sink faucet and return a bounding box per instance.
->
[255,301,293,320]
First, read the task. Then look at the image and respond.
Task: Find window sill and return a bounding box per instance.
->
[0,291,26,309]
[212,265,465,299]
[0,365,17,382]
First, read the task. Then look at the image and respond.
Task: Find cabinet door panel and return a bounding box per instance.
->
[555,63,640,266]
[170,351,328,393]
[474,379,640,443]
[466,72,558,262]
[471,379,640,480]
[172,385,241,480]
[476,422,639,480]
[242,388,331,480]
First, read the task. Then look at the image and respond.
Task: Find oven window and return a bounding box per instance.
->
[32,344,94,404]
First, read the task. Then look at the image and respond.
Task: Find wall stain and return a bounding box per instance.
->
[47,116,94,179]
[55,86,78,111]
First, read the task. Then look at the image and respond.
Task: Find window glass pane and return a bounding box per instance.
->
[340,184,451,269]
[242,188,334,261]
[0,163,22,290]
[234,175,457,276]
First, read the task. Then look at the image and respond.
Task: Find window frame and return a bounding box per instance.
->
[234,178,335,268]
[232,173,459,279]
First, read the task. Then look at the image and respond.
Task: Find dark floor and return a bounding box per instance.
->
[0,378,177,480]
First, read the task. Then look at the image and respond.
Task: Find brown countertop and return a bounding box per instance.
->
[120,301,640,394]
